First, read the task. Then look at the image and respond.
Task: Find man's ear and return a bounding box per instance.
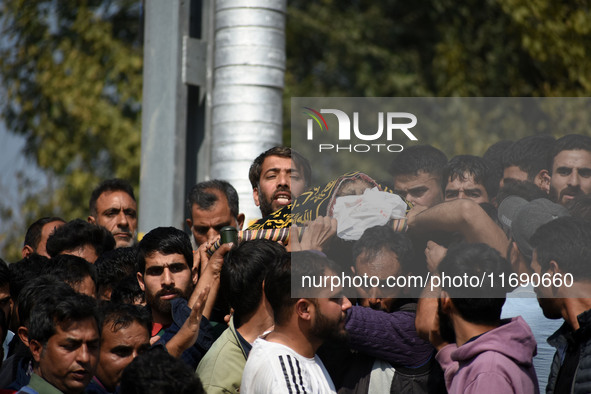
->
[136,272,146,292]
[21,245,34,259]
[29,339,43,363]
[186,218,193,230]
[295,299,312,321]
[253,187,260,207]
[17,326,29,347]
[237,214,245,230]
[87,215,96,224]
[535,170,551,193]
[439,291,453,314]
[549,260,561,275]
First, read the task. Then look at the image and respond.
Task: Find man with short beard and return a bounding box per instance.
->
[549,134,591,206]
[136,227,221,368]
[248,147,311,218]
[241,252,351,393]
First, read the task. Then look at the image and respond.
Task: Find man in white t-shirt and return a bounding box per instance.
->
[241,251,351,393]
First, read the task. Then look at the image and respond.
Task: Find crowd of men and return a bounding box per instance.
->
[0,134,590,393]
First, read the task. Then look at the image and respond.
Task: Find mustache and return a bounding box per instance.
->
[560,186,582,199]
[156,287,182,298]
[273,186,291,198]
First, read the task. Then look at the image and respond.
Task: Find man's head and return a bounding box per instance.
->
[88,179,138,248]
[352,226,415,312]
[501,135,554,190]
[222,239,286,327]
[22,217,66,258]
[443,155,494,204]
[137,227,196,324]
[391,145,447,207]
[46,219,116,263]
[437,243,510,344]
[44,254,98,298]
[497,197,569,275]
[265,251,351,344]
[249,147,311,217]
[120,346,204,394]
[530,217,591,319]
[96,302,151,392]
[28,293,100,394]
[549,134,591,206]
[95,247,138,301]
[186,180,245,247]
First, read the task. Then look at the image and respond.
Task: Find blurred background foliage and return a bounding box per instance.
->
[1,0,590,261]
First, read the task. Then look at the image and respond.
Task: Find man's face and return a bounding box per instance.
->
[137,252,196,319]
[530,250,562,319]
[354,249,402,312]
[500,166,529,188]
[186,190,243,247]
[445,173,489,204]
[393,171,443,208]
[89,191,137,248]
[550,150,591,205]
[310,293,352,342]
[253,155,307,217]
[33,318,100,394]
[96,321,150,392]
[37,220,66,257]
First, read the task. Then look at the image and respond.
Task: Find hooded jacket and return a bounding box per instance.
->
[435,316,539,394]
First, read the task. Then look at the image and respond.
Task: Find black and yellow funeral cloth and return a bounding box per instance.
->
[206,172,410,256]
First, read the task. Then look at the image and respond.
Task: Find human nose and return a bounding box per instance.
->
[77,344,91,364]
[567,171,580,186]
[116,211,129,228]
[278,172,289,187]
[161,268,174,286]
[342,296,352,311]
[207,228,220,244]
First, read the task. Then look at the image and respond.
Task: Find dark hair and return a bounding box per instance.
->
[443,155,496,198]
[45,219,116,259]
[111,275,145,305]
[265,251,340,325]
[483,140,514,192]
[566,194,591,222]
[186,180,240,218]
[120,346,204,394]
[96,247,138,297]
[17,275,77,327]
[496,179,550,205]
[137,227,193,274]
[44,254,98,291]
[23,217,65,249]
[502,135,555,180]
[390,145,448,180]
[248,146,311,189]
[28,292,99,346]
[352,226,415,275]
[9,254,49,300]
[0,259,9,288]
[222,239,286,326]
[99,302,151,338]
[439,243,509,324]
[531,217,591,280]
[89,179,136,217]
[550,134,591,173]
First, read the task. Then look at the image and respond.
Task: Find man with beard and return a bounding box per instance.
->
[88,179,138,248]
[549,134,591,206]
[136,227,225,368]
[248,147,311,218]
[416,243,538,394]
[241,251,351,393]
[333,226,444,393]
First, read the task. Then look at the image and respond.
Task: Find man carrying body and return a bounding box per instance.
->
[249,147,311,218]
[88,179,138,248]
[549,134,591,206]
[18,292,100,394]
[196,239,285,393]
[21,217,65,258]
[241,251,351,393]
[391,145,448,208]
[86,303,151,394]
[186,180,245,247]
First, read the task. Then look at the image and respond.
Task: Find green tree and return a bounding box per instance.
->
[0,0,142,261]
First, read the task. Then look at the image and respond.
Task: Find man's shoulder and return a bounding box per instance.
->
[196,327,247,390]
